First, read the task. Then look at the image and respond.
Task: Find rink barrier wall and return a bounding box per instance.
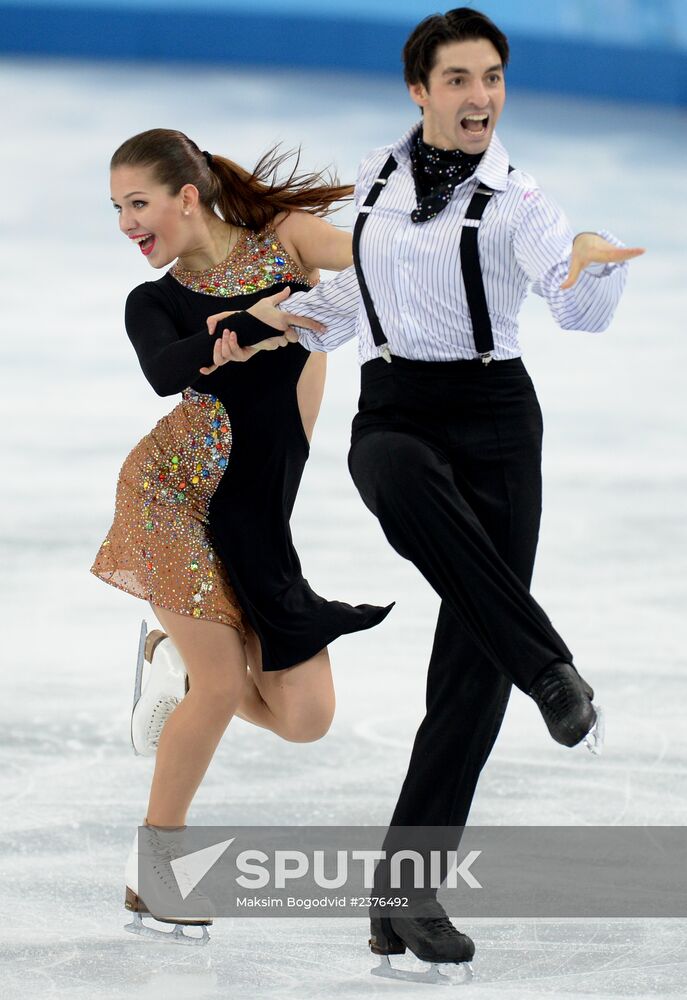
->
[1,4,686,107]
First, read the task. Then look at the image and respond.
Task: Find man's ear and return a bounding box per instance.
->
[408,82,429,110]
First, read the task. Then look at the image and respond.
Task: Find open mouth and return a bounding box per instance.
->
[459,113,490,137]
[131,233,156,256]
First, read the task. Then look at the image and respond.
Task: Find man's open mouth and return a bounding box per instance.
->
[460,113,489,136]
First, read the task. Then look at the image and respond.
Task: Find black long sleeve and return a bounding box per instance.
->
[124,282,277,397]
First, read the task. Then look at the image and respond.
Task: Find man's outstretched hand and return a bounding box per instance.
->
[561,233,645,289]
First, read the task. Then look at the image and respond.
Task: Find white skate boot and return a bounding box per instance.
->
[124,826,214,945]
[131,619,189,757]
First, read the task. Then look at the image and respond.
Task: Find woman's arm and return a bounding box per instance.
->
[125,285,293,393]
[125,284,233,396]
[274,210,353,274]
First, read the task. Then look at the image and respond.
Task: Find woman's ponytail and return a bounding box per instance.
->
[209,145,353,231]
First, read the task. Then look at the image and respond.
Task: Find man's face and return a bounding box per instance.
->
[409,37,506,153]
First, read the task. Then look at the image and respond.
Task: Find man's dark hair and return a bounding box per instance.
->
[403,7,510,89]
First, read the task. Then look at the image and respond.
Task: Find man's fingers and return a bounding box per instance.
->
[252,336,288,351]
[610,247,645,261]
[207,311,235,335]
[280,312,326,332]
[561,244,646,288]
[596,248,641,263]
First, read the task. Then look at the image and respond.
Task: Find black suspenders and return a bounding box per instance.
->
[352,154,399,364]
[352,154,513,365]
[459,184,498,364]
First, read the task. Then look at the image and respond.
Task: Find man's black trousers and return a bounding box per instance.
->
[348,354,574,831]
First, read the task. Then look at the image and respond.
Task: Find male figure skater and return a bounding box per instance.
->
[257,6,642,974]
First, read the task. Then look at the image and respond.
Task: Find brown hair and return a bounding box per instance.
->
[403,7,510,89]
[110,128,353,232]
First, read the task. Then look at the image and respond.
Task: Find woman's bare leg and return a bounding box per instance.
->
[144,354,333,778]
[296,352,326,444]
[145,604,247,827]
[235,627,335,743]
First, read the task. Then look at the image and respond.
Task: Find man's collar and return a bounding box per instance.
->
[391,122,510,192]
[474,132,509,191]
[390,122,423,164]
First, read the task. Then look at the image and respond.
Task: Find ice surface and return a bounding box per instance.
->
[0,56,686,999]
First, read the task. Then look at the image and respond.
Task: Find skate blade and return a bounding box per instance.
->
[124,911,210,946]
[583,703,605,756]
[131,619,148,756]
[371,954,473,985]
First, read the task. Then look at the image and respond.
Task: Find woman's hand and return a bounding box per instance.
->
[199,311,294,374]
[560,233,645,289]
[198,295,315,375]
[246,287,326,335]
[198,330,255,373]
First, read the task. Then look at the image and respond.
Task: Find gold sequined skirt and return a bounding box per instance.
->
[90,389,247,636]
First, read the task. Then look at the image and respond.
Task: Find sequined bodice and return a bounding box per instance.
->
[169,226,310,297]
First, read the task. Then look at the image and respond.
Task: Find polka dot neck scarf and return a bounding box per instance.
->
[410,129,484,224]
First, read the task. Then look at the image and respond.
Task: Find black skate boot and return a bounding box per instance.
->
[369,898,474,984]
[529,661,603,752]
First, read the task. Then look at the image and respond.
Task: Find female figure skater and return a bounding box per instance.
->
[90,129,392,942]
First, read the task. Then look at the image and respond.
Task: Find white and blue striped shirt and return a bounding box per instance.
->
[285,123,629,363]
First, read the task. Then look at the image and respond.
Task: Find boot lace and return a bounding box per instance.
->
[145,831,211,902]
[146,696,180,746]
[415,915,461,939]
[531,668,576,723]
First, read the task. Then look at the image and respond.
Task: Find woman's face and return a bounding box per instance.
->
[110,164,192,268]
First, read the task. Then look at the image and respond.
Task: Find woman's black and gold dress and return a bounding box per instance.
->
[91,226,392,670]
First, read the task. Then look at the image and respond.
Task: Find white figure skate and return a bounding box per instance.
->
[124,826,213,945]
[132,619,188,756]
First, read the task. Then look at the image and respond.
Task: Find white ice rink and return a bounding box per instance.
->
[1,56,686,999]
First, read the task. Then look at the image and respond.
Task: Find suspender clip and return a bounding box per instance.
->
[479,351,493,365]
[379,344,392,364]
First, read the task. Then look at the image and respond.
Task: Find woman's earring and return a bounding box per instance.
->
[183,210,190,216]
